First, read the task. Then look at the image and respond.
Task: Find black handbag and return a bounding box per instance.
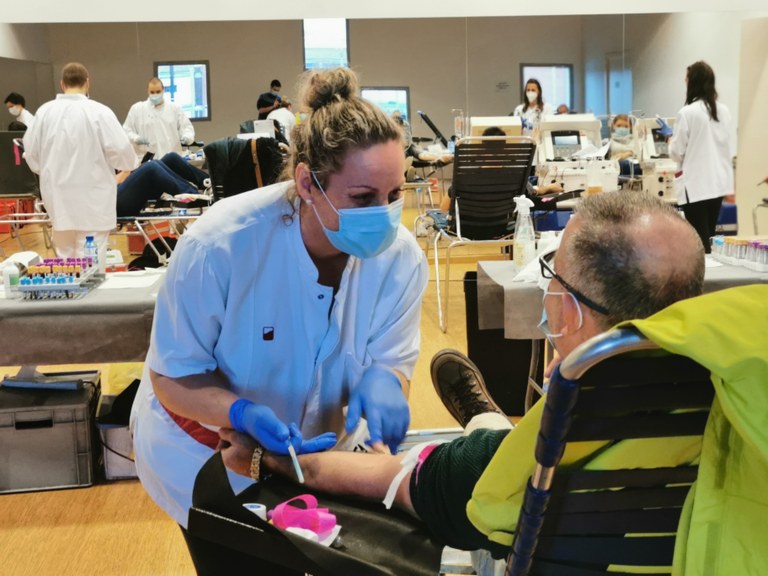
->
[188,452,444,576]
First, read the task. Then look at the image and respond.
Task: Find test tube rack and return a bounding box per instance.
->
[17,257,103,300]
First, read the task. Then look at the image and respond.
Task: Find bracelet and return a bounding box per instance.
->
[249,443,265,481]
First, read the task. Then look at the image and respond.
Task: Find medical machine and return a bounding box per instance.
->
[537,114,619,194]
[469,116,523,137]
[538,114,604,161]
[635,117,680,203]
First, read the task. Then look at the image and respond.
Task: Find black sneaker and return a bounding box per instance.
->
[430,349,505,428]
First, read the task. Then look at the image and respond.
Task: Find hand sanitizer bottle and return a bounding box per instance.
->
[513,195,536,268]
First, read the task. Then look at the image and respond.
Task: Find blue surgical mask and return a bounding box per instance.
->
[149,93,164,105]
[614,127,630,138]
[538,290,584,342]
[310,172,404,259]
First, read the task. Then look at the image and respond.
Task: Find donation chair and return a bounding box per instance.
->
[187,452,443,576]
[203,136,285,201]
[419,136,536,332]
[505,327,713,576]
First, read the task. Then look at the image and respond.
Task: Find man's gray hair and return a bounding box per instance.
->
[566,192,705,329]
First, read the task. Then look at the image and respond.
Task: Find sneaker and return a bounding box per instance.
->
[430,349,504,428]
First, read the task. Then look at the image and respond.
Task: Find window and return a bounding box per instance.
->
[360,87,410,124]
[520,64,574,112]
[303,19,349,70]
[154,61,210,121]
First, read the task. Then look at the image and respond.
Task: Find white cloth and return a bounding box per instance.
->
[130,181,429,526]
[18,108,35,129]
[23,93,136,232]
[123,98,195,159]
[668,99,733,205]
[266,107,297,143]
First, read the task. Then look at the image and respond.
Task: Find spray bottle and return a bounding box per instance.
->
[513,195,536,268]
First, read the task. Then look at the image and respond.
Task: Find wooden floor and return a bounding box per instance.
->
[0,206,508,575]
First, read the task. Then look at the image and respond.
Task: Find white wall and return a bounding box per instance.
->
[0,24,53,113]
[0,24,49,62]
[736,17,768,235]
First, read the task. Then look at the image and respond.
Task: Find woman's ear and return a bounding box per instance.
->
[294,162,314,204]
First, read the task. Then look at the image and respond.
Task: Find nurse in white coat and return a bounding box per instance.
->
[668,61,733,252]
[123,77,195,159]
[130,67,428,572]
[512,78,554,135]
[23,63,136,258]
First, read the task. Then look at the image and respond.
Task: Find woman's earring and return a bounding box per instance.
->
[305,198,314,205]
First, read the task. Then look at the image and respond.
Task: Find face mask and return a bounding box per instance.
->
[149,93,164,105]
[271,91,280,97]
[526,91,538,104]
[310,172,404,259]
[538,290,584,342]
[614,127,630,138]
[8,106,21,117]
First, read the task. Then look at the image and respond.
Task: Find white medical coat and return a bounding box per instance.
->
[669,99,733,205]
[18,108,35,129]
[267,107,297,142]
[123,98,195,158]
[23,94,136,231]
[513,102,554,130]
[130,181,429,525]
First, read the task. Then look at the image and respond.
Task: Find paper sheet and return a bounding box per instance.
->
[97,270,164,290]
[704,255,723,268]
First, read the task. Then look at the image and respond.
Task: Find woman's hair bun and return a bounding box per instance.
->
[304,68,359,111]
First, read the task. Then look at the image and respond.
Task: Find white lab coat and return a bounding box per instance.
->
[267,106,297,142]
[18,108,35,129]
[513,102,554,130]
[668,99,733,205]
[130,181,429,526]
[123,98,195,159]
[23,94,136,231]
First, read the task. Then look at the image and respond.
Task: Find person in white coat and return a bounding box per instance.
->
[123,77,195,159]
[23,62,136,259]
[4,92,35,129]
[667,60,733,253]
[266,98,297,142]
[512,78,554,135]
[130,66,428,575]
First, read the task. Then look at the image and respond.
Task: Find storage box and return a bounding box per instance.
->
[0,381,100,493]
[96,394,137,480]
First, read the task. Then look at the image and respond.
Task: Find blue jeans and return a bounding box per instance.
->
[116,152,208,217]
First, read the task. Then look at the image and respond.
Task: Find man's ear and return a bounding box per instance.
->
[559,293,583,336]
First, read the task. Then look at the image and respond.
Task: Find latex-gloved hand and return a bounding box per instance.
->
[656,117,673,139]
[134,136,150,146]
[229,399,337,454]
[345,365,410,455]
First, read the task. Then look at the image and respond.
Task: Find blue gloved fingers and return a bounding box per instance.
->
[345,393,363,434]
[287,422,304,452]
[231,401,291,454]
[365,406,384,447]
[299,432,338,454]
[382,407,410,455]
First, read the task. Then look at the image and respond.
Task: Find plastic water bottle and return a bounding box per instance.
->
[513,195,536,268]
[2,262,20,298]
[83,235,99,271]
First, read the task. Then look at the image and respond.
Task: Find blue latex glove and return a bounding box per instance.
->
[229,399,296,454]
[345,365,410,454]
[656,117,673,139]
[287,423,337,454]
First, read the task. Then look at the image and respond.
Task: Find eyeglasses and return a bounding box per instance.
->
[539,256,610,316]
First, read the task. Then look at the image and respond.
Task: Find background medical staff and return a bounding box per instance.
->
[666,60,733,252]
[130,66,429,574]
[512,78,554,134]
[23,62,136,258]
[123,77,195,159]
[4,92,35,129]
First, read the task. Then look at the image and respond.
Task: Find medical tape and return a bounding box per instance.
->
[269,494,337,538]
[382,440,448,510]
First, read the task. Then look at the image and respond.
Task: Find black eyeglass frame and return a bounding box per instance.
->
[539,256,610,316]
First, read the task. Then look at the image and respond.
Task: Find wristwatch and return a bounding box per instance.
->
[249,443,265,480]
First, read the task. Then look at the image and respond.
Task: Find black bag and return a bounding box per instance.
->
[188,453,444,576]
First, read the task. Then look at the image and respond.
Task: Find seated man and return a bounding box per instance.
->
[219,192,705,572]
[116,152,209,217]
